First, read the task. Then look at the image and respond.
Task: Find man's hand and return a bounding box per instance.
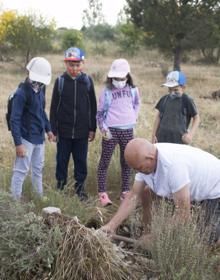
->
[88,131,95,142]
[16,144,26,157]
[99,223,116,235]
[136,233,152,249]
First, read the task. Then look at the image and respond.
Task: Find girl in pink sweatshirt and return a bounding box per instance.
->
[96,58,140,206]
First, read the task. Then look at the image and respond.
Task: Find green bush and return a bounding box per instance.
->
[61,29,84,50]
[0,192,61,280]
[148,201,220,280]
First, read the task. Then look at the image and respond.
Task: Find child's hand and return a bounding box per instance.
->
[16,144,26,157]
[102,129,112,140]
[182,132,193,144]
[152,135,158,143]
[88,131,95,142]
[47,131,55,142]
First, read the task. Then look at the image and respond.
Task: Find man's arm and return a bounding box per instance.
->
[101,180,146,234]
[172,185,191,221]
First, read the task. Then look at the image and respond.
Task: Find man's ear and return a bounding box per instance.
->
[145,155,155,160]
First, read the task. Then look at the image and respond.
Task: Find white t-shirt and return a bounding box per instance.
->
[135,143,220,201]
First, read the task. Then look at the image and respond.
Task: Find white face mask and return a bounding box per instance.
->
[112,79,127,89]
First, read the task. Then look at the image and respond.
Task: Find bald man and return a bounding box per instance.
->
[101,138,220,244]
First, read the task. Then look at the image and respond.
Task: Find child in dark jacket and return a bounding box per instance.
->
[152,71,200,144]
[50,47,97,200]
[10,57,54,199]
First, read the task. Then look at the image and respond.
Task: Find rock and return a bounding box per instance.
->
[42,206,61,216]
[211,90,220,99]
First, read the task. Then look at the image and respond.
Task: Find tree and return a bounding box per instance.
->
[82,24,115,42]
[0,10,17,60]
[61,29,84,50]
[192,5,220,63]
[125,0,220,69]
[82,0,105,27]
[115,23,146,55]
[1,11,55,65]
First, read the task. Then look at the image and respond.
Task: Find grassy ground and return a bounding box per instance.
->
[0,49,220,279]
[1,49,220,199]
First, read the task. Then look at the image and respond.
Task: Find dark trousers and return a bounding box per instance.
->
[56,137,88,186]
[201,198,220,243]
[97,128,133,193]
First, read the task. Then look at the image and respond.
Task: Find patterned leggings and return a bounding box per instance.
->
[97,128,133,193]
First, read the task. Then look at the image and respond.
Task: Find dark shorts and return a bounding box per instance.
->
[166,197,220,243]
[200,198,220,243]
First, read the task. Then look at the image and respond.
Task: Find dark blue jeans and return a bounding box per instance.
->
[56,137,88,187]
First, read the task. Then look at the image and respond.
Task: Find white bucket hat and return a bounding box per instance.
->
[26,57,52,85]
[108,58,130,78]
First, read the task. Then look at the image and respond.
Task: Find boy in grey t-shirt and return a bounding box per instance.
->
[152,71,200,144]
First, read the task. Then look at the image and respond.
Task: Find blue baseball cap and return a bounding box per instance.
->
[162,71,186,87]
[64,47,85,61]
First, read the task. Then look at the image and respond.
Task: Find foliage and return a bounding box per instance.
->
[0,192,62,280]
[125,0,220,69]
[0,11,55,65]
[0,10,17,60]
[148,201,220,280]
[191,7,220,64]
[115,23,146,55]
[82,24,116,42]
[61,29,84,50]
[82,0,105,27]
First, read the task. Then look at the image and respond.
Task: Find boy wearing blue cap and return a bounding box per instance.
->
[50,47,97,200]
[152,71,200,144]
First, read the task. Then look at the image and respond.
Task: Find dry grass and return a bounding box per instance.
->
[49,214,135,280]
[1,48,220,279]
[0,49,220,197]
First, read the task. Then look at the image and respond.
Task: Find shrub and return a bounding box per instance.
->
[0,192,61,280]
[147,201,220,280]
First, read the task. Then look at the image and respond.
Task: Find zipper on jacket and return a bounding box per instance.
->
[72,79,77,138]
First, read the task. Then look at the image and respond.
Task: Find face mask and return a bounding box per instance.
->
[29,80,44,93]
[112,79,127,89]
[170,92,181,98]
[66,64,82,77]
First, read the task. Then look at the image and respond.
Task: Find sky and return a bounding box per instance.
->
[1,0,126,29]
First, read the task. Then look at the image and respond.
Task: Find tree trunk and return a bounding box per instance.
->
[173,45,181,71]
[25,49,30,66]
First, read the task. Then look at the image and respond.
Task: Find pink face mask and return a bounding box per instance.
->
[66,61,82,77]
[67,66,81,77]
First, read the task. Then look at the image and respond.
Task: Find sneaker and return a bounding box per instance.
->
[120,191,130,201]
[56,180,66,191]
[99,192,112,207]
[77,191,88,202]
